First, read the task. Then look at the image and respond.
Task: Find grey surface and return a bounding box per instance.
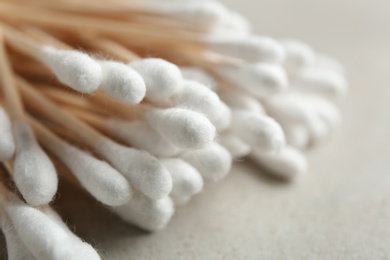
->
[2,0,390,259]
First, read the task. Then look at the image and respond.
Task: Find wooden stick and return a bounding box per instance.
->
[0,29,25,119]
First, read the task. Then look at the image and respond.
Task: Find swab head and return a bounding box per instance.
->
[283,124,309,150]
[307,95,341,130]
[218,133,251,158]
[145,108,216,149]
[250,146,307,180]
[58,143,132,206]
[159,1,230,26]
[40,46,102,93]
[180,142,232,181]
[315,53,346,75]
[231,110,286,152]
[170,80,231,131]
[295,67,348,97]
[98,61,146,104]
[218,89,265,113]
[208,35,285,63]
[106,119,181,157]
[218,63,288,98]
[97,139,172,200]
[12,121,58,206]
[129,58,182,99]
[220,11,251,35]
[5,200,101,260]
[180,67,217,91]
[280,39,316,69]
[0,107,15,161]
[161,158,203,200]
[110,194,174,232]
[0,212,36,260]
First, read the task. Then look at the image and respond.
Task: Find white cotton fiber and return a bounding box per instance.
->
[0,213,36,260]
[97,138,172,199]
[170,80,231,131]
[283,124,309,150]
[231,110,286,152]
[280,39,316,69]
[5,201,101,260]
[218,89,265,113]
[129,58,182,99]
[180,67,217,91]
[12,121,58,206]
[180,142,232,180]
[307,95,341,130]
[98,61,146,104]
[56,143,132,206]
[250,146,307,179]
[218,63,288,98]
[0,107,15,162]
[208,35,285,63]
[145,108,216,149]
[294,67,348,97]
[40,46,102,93]
[110,193,174,232]
[218,132,251,158]
[161,158,203,200]
[106,119,181,157]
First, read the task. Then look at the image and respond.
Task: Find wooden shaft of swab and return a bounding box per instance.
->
[22,26,71,50]
[0,30,25,119]
[84,37,139,62]
[0,2,200,44]
[16,77,103,147]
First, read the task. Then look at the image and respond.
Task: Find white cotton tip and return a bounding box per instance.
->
[280,39,316,69]
[295,67,348,97]
[307,95,341,130]
[97,139,172,200]
[106,119,181,157]
[12,121,58,206]
[0,107,15,162]
[207,35,285,63]
[170,80,231,131]
[5,201,101,260]
[284,124,309,150]
[315,53,346,75]
[111,194,174,232]
[250,146,307,179]
[0,213,36,260]
[305,115,329,147]
[98,61,146,104]
[180,67,217,91]
[218,63,288,98]
[218,89,265,113]
[231,110,286,152]
[145,108,216,149]
[161,158,203,200]
[159,1,230,26]
[221,11,251,35]
[218,133,251,158]
[129,58,182,99]
[40,46,102,93]
[180,142,232,181]
[57,143,132,206]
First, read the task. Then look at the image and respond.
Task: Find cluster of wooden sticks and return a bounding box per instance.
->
[0,0,347,259]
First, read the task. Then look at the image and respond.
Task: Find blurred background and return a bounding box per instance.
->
[2,1,390,259]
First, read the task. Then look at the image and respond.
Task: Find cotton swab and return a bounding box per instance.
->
[18,77,173,200]
[0,208,36,260]
[128,58,183,99]
[180,66,217,90]
[0,107,15,162]
[218,133,251,158]
[1,194,101,260]
[98,60,146,104]
[250,146,307,180]
[110,193,174,232]
[280,39,316,69]
[180,142,232,181]
[0,31,58,206]
[218,89,265,113]
[230,110,286,152]
[28,116,133,207]
[161,158,203,205]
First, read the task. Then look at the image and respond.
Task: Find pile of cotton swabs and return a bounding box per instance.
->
[0,0,347,259]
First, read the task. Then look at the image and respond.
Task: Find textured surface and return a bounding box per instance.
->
[2,0,390,259]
